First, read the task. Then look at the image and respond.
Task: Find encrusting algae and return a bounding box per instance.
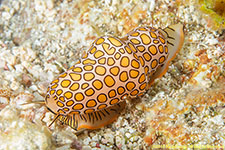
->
[144,78,225,146]
[197,0,225,29]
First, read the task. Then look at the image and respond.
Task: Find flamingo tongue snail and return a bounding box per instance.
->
[45,24,184,131]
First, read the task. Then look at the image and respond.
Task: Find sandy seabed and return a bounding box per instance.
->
[0,0,224,149]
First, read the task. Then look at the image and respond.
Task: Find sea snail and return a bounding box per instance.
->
[45,24,184,131]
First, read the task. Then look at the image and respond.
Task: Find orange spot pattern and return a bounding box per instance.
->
[45,26,168,124]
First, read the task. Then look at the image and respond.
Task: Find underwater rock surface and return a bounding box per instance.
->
[0,0,224,149]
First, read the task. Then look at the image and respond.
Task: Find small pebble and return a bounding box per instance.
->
[125,132,131,139]
[82,146,92,150]
[90,142,96,147]
[83,137,91,145]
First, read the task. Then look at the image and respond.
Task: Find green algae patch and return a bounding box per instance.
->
[198,0,225,29]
